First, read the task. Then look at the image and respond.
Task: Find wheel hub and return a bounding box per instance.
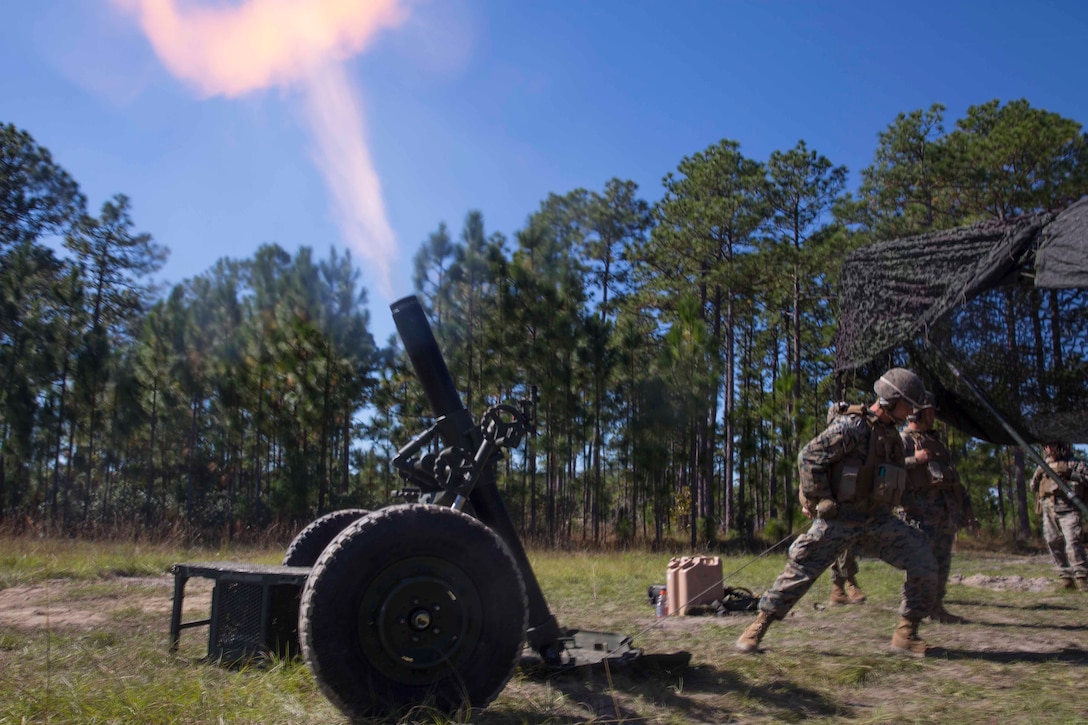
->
[358,558,481,682]
[410,609,432,631]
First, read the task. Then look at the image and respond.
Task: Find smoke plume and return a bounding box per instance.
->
[112,0,406,294]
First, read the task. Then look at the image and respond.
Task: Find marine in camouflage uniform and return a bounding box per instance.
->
[1029,441,1088,591]
[900,392,970,623]
[736,368,938,657]
[825,402,868,606]
[829,547,867,604]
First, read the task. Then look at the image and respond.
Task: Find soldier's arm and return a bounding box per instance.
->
[903,431,932,466]
[1029,466,1043,495]
[1070,461,1088,484]
[1070,461,1088,499]
[901,432,922,469]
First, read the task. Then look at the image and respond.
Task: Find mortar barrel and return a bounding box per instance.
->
[391,295,477,448]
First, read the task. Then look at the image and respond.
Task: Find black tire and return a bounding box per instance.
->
[300,504,528,719]
[282,509,370,567]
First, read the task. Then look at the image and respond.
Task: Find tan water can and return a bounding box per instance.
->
[666,556,723,615]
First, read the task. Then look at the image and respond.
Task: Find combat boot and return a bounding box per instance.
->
[829,582,850,606]
[845,577,867,604]
[735,611,773,653]
[890,617,928,657]
[1059,577,1076,590]
[1076,578,1088,592]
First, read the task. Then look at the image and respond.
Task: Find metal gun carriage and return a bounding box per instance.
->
[292,294,646,718]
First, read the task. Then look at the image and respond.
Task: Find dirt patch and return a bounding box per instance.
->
[949,573,1054,592]
[0,576,212,632]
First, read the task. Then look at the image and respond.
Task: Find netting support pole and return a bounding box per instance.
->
[926,340,1088,520]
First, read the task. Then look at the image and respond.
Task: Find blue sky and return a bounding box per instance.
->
[3,0,1088,344]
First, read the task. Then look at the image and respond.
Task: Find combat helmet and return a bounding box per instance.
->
[907,390,936,423]
[873,368,925,409]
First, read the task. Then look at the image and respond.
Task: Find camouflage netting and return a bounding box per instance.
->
[834,196,1088,445]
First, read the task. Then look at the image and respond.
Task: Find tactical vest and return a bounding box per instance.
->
[828,406,907,509]
[1038,458,1086,500]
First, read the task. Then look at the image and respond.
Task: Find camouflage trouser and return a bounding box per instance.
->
[758,508,937,621]
[1040,498,1088,579]
[829,546,859,585]
[899,502,957,602]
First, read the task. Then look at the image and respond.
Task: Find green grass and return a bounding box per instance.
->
[0,640,335,724]
[0,536,283,590]
[0,535,1086,723]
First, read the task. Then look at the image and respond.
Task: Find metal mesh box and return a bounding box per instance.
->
[170,562,310,662]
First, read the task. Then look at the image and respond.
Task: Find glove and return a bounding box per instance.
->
[815,498,839,520]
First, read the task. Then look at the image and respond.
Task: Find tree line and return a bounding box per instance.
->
[1,98,1086,544]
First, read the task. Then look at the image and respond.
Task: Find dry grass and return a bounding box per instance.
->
[1,535,1086,723]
